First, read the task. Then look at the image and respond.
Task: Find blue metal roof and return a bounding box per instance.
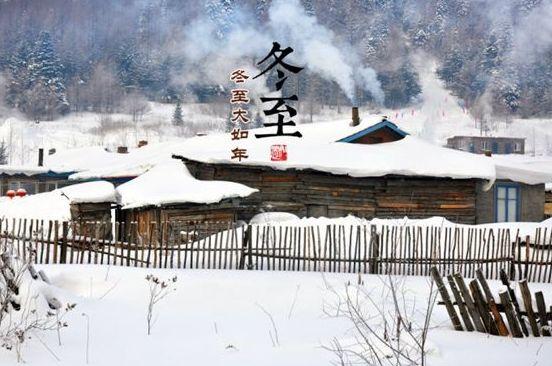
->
[337,119,409,143]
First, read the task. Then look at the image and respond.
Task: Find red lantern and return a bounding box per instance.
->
[6,190,16,199]
[16,188,27,197]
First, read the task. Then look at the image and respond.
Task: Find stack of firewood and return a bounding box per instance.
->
[432,267,551,337]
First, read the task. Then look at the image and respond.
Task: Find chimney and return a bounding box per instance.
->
[138,140,148,148]
[38,148,44,167]
[48,148,56,155]
[350,107,360,126]
[117,146,128,154]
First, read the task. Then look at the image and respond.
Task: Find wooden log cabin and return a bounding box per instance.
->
[171,114,549,225]
[114,113,550,240]
[178,158,545,225]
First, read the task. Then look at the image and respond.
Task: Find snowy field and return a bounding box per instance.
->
[1,265,551,366]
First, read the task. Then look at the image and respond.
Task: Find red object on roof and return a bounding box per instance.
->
[16,188,27,197]
[6,190,16,199]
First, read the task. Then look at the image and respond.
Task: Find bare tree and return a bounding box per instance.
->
[124,91,150,122]
[69,63,125,113]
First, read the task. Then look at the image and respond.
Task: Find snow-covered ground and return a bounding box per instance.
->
[0,102,226,165]
[1,265,551,366]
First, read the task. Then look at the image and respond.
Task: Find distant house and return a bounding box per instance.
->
[0,146,142,196]
[0,166,74,196]
[447,136,525,155]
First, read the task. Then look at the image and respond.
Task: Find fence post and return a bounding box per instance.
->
[509,234,517,281]
[239,224,252,270]
[369,225,379,274]
[60,221,68,264]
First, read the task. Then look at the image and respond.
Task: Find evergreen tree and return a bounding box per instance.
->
[28,31,70,118]
[5,39,33,110]
[0,141,7,165]
[205,0,236,38]
[172,101,184,126]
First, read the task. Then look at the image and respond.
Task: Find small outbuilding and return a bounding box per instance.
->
[446,136,525,155]
[115,161,257,240]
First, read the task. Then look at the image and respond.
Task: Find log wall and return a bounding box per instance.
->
[184,159,479,224]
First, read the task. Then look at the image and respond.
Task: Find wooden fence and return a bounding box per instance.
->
[1,218,552,283]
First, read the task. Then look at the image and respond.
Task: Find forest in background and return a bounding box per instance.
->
[0,0,550,122]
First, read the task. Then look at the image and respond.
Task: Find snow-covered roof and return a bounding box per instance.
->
[170,119,552,185]
[0,147,148,177]
[337,119,408,142]
[177,134,497,181]
[60,181,117,204]
[490,155,552,186]
[0,164,51,176]
[115,161,258,210]
[46,146,143,176]
[0,181,116,221]
[28,116,552,186]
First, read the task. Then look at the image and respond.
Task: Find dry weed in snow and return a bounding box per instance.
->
[145,274,177,336]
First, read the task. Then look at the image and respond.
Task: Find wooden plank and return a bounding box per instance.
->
[499,268,529,336]
[499,291,524,338]
[476,269,495,303]
[453,273,486,333]
[469,279,499,335]
[475,269,509,336]
[489,298,510,337]
[519,280,540,337]
[430,267,463,331]
[446,274,474,331]
[535,291,551,336]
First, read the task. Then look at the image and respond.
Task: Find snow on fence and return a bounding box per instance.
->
[1,218,552,283]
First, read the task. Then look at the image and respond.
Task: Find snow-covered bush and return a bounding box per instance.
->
[0,250,75,362]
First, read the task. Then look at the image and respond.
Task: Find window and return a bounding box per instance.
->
[482,140,489,150]
[505,143,513,154]
[492,142,499,154]
[6,180,38,195]
[495,184,520,222]
[46,181,58,192]
[8,181,20,191]
[514,142,522,153]
[20,182,37,194]
[469,142,475,153]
